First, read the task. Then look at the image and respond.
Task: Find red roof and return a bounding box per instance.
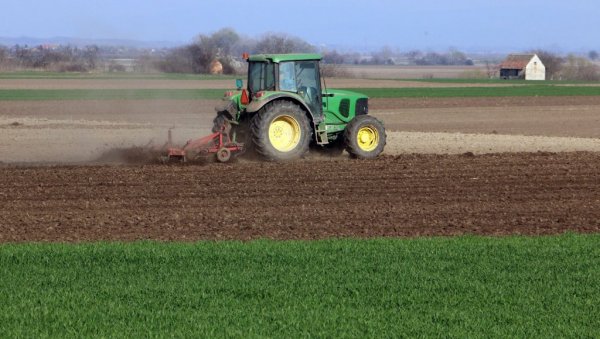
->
[500,54,535,69]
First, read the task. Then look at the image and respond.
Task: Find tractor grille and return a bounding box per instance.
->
[339,99,350,118]
[355,98,368,115]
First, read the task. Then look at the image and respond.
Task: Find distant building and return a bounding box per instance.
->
[500,54,546,80]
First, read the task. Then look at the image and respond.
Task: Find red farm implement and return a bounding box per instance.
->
[164,121,244,163]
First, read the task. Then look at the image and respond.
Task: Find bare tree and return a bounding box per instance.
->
[209,28,240,57]
[589,50,599,61]
[159,28,243,74]
[135,53,160,73]
[485,60,499,78]
[448,48,473,65]
[162,34,217,74]
[0,46,9,70]
[157,46,195,73]
[409,49,472,66]
[83,45,99,69]
[0,46,6,62]
[369,46,395,65]
[254,33,315,54]
[322,50,345,64]
[320,63,350,78]
[406,50,423,64]
[561,54,600,81]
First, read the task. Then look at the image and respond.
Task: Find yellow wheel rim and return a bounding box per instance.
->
[357,126,379,152]
[269,115,301,152]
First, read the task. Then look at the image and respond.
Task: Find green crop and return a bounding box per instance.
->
[352,85,600,98]
[1,234,599,337]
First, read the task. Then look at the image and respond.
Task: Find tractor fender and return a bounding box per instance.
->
[214,98,238,116]
[246,94,320,123]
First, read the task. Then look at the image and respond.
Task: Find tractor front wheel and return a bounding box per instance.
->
[251,101,311,161]
[344,115,386,159]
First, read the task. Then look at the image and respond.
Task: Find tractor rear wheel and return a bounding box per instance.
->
[344,115,386,159]
[251,101,311,161]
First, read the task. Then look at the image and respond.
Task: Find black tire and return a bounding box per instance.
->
[251,101,311,161]
[344,115,386,159]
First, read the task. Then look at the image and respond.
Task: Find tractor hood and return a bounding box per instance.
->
[323,88,368,100]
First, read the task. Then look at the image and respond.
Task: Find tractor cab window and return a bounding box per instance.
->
[248,62,275,93]
[278,60,322,115]
[295,61,321,115]
[279,62,297,92]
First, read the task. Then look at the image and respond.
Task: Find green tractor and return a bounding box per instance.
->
[167,53,386,162]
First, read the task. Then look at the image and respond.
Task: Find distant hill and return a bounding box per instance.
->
[0,36,182,49]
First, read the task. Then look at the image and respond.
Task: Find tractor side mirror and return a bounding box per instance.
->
[235,79,243,90]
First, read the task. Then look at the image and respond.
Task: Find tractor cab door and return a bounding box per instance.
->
[279,61,322,118]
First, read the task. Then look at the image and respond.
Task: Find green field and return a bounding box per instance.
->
[356,85,600,98]
[1,85,600,101]
[1,234,599,337]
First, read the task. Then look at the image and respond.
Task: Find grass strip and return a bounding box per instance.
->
[1,234,599,337]
[352,85,600,98]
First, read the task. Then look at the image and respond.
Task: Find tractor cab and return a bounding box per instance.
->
[246,54,323,119]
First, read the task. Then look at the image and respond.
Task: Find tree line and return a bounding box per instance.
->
[0,45,101,72]
[1,27,599,81]
[147,28,315,74]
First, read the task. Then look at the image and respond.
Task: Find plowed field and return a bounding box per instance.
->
[2,153,598,242]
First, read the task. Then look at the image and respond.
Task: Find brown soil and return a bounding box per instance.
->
[0,99,220,124]
[3,97,600,137]
[369,97,600,138]
[1,153,599,242]
[2,96,600,163]
[371,96,600,110]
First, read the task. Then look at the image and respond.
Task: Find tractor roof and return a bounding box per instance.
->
[248,53,322,63]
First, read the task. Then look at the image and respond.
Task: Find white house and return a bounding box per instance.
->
[500,54,546,80]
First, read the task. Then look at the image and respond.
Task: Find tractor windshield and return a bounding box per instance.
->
[248,62,275,93]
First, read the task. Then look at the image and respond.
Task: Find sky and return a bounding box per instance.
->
[1,0,598,52]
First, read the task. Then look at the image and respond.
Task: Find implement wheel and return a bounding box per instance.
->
[344,115,386,159]
[216,148,231,163]
[251,101,311,161]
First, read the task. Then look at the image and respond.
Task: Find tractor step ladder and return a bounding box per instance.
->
[315,122,329,145]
